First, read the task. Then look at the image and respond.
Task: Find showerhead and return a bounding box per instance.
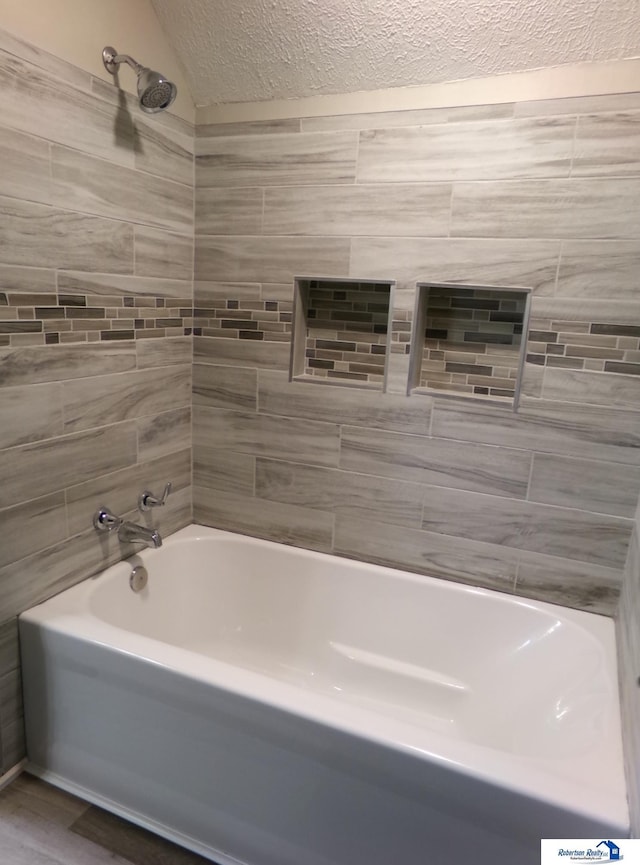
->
[102,47,177,114]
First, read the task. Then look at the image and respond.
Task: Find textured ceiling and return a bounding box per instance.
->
[150,0,640,107]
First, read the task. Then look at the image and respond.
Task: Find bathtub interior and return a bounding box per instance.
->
[68,531,618,766]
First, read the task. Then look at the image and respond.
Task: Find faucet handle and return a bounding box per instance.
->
[94,508,123,532]
[138,481,172,511]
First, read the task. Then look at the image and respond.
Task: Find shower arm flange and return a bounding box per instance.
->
[102,47,143,76]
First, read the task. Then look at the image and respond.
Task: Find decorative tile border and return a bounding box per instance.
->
[193,296,293,341]
[526,321,640,374]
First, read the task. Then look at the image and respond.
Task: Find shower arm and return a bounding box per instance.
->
[102,47,143,76]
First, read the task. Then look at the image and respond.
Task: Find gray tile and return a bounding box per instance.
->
[263,184,452,237]
[255,459,425,529]
[0,383,63,448]
[0,669,22,731]
[195,235,351,283]
[62,367,191,432]
[134,227,193,281]
[136,337,192,369]
[0,197,134,272]
[0,126,51,205]
[134,118,194,188]
[340,426,532,498]
[0,29,93,92]
[356,117,575,182]
[194,406,340,467]
[258,369,431,434]
[514,93,640,117]
[196,188,263,235]
[1,717,25,773]
[0,774,88,828]
[0,343,136,387]
[196,118,302,138]
[193,447,255,494]
[529,453,640,518]
[71,804,211,865]
[0,493,67,570]
[58,272,190,300]
[136,407,191,462]
[515,549,622,615]
[420,486,632,569]
[0,422,137,509]
[450,178,640,239]
[50,146,193,234]
[573,112,640,177]
[194,336,290,371]
[0,620,20,677]
[301,102,515,132]
[65,448,191,537]
[542,367,640,408]
[196,131,358,187]
[432,398,640,466]
[195,281,261,304]
[333,516,517,591]
[556,241,640,299]
[0,265,56,295]
[194,486,333,552]
[531,296,640,325]
[349,237,560,293]
[193,364,257,411]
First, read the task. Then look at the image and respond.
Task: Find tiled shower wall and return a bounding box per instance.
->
[0,29,194,773]
[193,94,640,624]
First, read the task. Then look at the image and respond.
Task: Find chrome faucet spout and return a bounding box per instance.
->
[118,521,163,548]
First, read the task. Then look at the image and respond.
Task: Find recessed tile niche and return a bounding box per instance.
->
[290,277,394,390]
[408,283,532,408]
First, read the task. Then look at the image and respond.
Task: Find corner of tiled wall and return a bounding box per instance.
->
[0,27,194,774]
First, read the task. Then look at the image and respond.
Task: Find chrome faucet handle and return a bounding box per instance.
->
[93,507,123,532]
[138,481,172,511]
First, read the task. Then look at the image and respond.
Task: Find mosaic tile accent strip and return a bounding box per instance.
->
[300,280,391,386]
[193,296,293,341]
[417,286,527,400]
[526,320,640,374]
[0,290,194,345]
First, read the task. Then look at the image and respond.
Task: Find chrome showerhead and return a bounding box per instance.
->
[102,46,177,114]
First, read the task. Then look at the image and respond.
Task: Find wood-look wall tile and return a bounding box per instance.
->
[194,406,340,467]
[134,227,193,281]
[0,670,22,734]
[542,367,640,409]
[193,447,254,494]
[356,117,575,183]
[0,30,93,92]
[263,183,452,237]
[0,493,67,570]
[514,93,640,117]
[196,131,358,187]
[531,296,640,325]
[0,126,51,205]
[195,235,351,283]
[257,369,431,434]
[0,49,134,168]
[0,620,19,677]
[515,549,622,615]
[573,112,640,177]
[134,118,194,188]
[0,343,136,387]
[50,146,193,234]
[193,363,257,411]
[333,516,517,591]
[195,281,262,304]
[136,407,191,462]
[0,382,63,448]
[1,716,24,772]
[349,237,559,293]
[196,118,302,138]
[62,367,191,432]
[421,486,632,569]
[340,426,531,498]
[529,453,640,518]
[196,188,263,235]
[0,422,137,509]
[194,486,333,552]
[194,335,290,370]
[0,264,55,294]
[556,241,640,299]
[65,448,191,536]
[301,102,515,133]
[58,272,190,300]
[136,336,192,369]
[256,459,425,528]
[450,178,640,239]
[432,399,640,466]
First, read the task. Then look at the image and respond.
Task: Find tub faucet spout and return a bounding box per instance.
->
[118,521,163,548]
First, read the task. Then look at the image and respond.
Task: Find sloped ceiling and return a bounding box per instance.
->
[150,0,640,107]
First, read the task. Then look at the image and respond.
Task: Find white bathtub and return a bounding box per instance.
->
[20,525,628,865]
